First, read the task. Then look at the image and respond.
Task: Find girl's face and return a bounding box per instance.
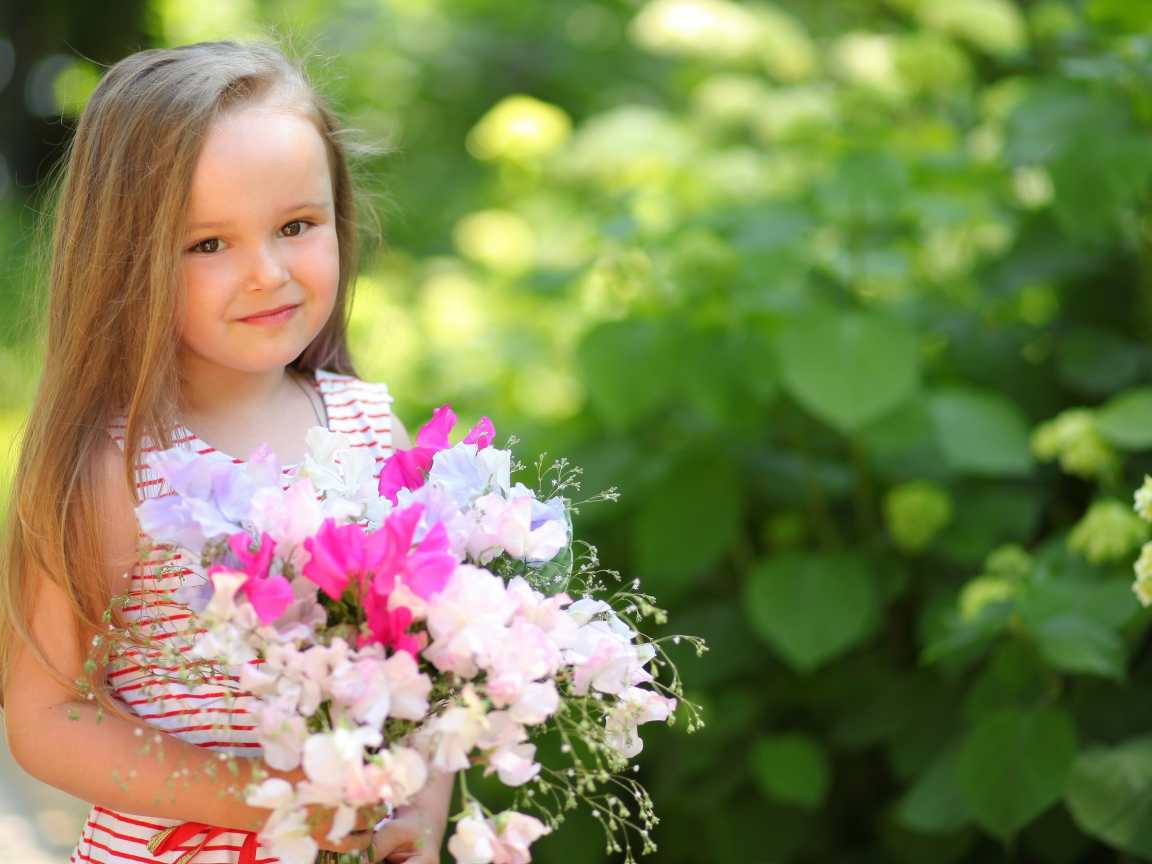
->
[179,105,340,375]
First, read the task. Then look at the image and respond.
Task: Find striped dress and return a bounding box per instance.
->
[71,371,395,864]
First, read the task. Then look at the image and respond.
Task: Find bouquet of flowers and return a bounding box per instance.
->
[93,406,701,864]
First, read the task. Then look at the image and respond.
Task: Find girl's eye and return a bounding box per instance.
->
[193,238,221,254]
[282,221,305,237]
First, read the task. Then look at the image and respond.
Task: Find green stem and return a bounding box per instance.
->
[848,437,876,540]
[794,434,843,549]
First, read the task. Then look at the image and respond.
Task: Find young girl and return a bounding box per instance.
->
[0,42,452,863]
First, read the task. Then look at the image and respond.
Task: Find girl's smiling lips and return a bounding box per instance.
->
[238,303,301,326]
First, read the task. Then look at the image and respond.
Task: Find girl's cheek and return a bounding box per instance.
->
[295,227,341,305]
[181,258,235,324]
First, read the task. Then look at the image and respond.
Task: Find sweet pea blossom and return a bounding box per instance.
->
[420,686,486,772]
[127,407,684,864]
[493,811,552,864]
[424,566,520,677]
[378,405,458,504]
[207,532,295,625]
[603,686,677,757]
[495,496,568,562]
[447,805,500,864]
[484,742,540,786]
[136,450,260,551]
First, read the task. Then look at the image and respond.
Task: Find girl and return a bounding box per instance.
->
[0,42,452,863]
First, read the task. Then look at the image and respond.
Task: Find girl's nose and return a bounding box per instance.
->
[240,240,290,291]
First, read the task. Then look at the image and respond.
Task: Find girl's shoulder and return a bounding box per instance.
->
[313,369,394,409]
[313,371,397,468]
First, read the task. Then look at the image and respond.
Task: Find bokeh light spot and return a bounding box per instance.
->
[467,95,572,163]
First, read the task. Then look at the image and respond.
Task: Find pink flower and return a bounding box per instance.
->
[424,566,519,678]
[484,742,540,787]
[463,417,496,450]
[378,448,435,505]
[378,405,458,504]
[208,532,293,624]
[416,404,458,450]
[363,592,421,655]
[370,506,456,602]
[301,519,371,600]
[327,653,394,729]
[485,622,562,708]
[476,711,527,751]
[493,811,551,864]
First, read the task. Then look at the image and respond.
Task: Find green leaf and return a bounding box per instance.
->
[1095,386,1152,450]
[1065,736,1152,858]
[958,707,1078,840]
[1019,578,1136,681]
[778,310,920,434]
[1030,614,1125,681]
[1051,135,1152,244]
[818,152,909,225]
[1024,577,1140,631]
[735,327,779,404]
[633,450,739,598]
[936,486,1041,566]
[1057,328,1142,398]
[929,387,1034,477]
[963,640,1052,722]
[745,552,880,673]
[1087,0,1152,30]
[1004,82,1130,165]
[898,739,971,835]
[577,320,676,431]
[682,329,776,427]
[750,733,831,811]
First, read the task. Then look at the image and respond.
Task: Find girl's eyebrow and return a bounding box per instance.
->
[186,200,333,233]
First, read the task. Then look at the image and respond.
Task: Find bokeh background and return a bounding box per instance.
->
[7,0,1152,862]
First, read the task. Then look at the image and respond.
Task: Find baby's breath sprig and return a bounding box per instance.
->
[534,454,584,501]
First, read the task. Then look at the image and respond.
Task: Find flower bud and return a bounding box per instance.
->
[1134,542,1152,607]
[1031,408,1118,479]
[1068,499,1150,565]
[884,481,953,554]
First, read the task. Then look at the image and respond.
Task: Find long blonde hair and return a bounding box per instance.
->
[0,42,362,707]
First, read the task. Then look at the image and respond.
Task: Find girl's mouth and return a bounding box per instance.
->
[239,303,301,326]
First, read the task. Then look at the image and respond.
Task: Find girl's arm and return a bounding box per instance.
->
[2,439,372,852]
[370,769,453,863]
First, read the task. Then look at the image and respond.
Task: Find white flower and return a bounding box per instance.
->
[259,805,317,864]
[508,680,560,726]
[257,699,308,771]
[423,698,485,773]
[424,566,519,678]
[484,742,540,787]
[429,444,489,507]
[604,686,678,758]
[202,570,248,623]
[245,777,296,810]
[382,650,434,721]
[375,746,429,805]
[447,805,499,864]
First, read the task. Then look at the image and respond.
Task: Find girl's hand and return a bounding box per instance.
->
[310,804,391,855]
[369,803,444,863]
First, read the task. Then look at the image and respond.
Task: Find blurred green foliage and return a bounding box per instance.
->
[11,0,1152,861]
